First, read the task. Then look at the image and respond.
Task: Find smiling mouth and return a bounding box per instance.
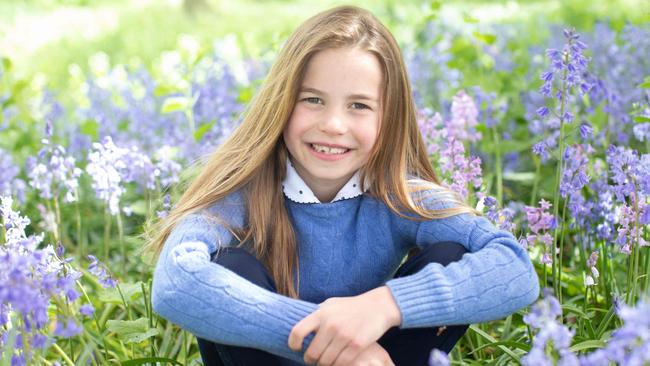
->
[309,143,351,155]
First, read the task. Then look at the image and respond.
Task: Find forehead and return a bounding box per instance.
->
[301,47,383,98]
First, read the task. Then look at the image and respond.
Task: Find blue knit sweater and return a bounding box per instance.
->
[151,186,539,365]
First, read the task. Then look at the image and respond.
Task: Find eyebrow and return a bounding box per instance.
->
[300,86,379,102]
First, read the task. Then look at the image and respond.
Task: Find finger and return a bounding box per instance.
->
[289,315,320,352]
[303,327,333,365]
[332,339,364,366]
[316,335,349,366]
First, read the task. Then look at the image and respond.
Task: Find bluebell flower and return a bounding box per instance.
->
[0,149,26,203]
[523,290,578,365]
[87,254,117,288]
[428,348,450,366]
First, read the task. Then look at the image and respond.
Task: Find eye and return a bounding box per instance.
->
[302,97,323,105]
[351,102,370,110]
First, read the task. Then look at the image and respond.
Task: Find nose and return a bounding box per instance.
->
[318,107,348,135]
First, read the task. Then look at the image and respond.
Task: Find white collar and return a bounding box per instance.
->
[283,157,368,203]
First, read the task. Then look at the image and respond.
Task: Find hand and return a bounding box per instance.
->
[288,286,401,366]
[349,342,395,366]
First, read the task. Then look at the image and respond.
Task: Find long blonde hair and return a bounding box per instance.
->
[144,5,477,299]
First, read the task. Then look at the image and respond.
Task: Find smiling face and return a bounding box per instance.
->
[282,47,383,202]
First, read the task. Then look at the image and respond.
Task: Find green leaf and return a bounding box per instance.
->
[1,57,11,73]
[503,172,536,182]
[237,85,255,104]
[473,31,497,45]
[483,139,534,154]
[128,200,148,216]
[469,324,522,362]
[562,304,590,319]
[106,317,159,344]
[121,357,184,366]
[194,121,215,142]
[80,119,99,140]
[463,13,479,23]
[153,84,179,97]
[569,339,606,352]
[161,96,190,114]
[639,77,650,89]
[633,115,650,123]
[469,340,531,354]
[99,282,143,304]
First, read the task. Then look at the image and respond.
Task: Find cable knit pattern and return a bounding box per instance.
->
[151,187,539,365]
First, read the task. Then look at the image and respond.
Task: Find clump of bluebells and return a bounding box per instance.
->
[533,28,591,161]
[579,298,650,365]
[86,136,181,216]
[26,137,82,204]
[0,196,82,364]
[522,289,578,365]
[482,195,516,232]
[605,146,649,254]
[0,148,26,203]
[439,91,484,200]
[416,91,484,201]
[520,199,557,264]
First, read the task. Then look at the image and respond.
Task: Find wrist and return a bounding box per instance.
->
[371,286,402,327]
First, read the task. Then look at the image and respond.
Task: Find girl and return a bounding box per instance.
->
[147,5,539,366]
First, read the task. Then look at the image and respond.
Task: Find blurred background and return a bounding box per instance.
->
[2,0,648,89]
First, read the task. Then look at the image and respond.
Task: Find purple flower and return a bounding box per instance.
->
[470,86,507,128]
[560,144,592,198]
[482,195,516,232]
[606,146,646,201]
[439,138,483,199]
[53,318,82,338]
[633,123,650,142]
[428,349,450,366]
[0,148,26,203]
[0,196,86,363]
[447,90,481,142]
[26,140,82,203]
[523,290,577,365]
[522,200,556,264]
[537,106,550,118]
[79,304,95,317]
[87,255,117,288]
[579,299,650,365]
[579,123,593,139]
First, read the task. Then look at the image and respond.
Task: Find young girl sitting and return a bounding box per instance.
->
[147,5,540,366]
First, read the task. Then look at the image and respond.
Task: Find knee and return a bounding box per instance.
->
[212,246,278,292]
[421,242,468,267]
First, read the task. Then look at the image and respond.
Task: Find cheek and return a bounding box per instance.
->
[359,116,381,152]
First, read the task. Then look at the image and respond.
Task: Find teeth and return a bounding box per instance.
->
[311,144,348,154]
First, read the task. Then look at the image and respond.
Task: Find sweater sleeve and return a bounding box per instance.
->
[151,193,318,363]
[384,189,540,329]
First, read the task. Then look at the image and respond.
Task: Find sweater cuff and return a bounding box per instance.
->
[385,263,456,329]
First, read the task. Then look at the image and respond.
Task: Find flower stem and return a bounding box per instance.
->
[103,207,112,260]
[630,186,641,304]
[51,343,75,366]
[491,126,503,204]
[552,64,569,299]
[557,197,568,305]
[53,195,62,245]
[116,210,125,275]
[76,277,109,363]
[530,155,541,207]
[75,189,83,258]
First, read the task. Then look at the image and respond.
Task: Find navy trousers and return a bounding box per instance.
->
[197,242,469,366]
